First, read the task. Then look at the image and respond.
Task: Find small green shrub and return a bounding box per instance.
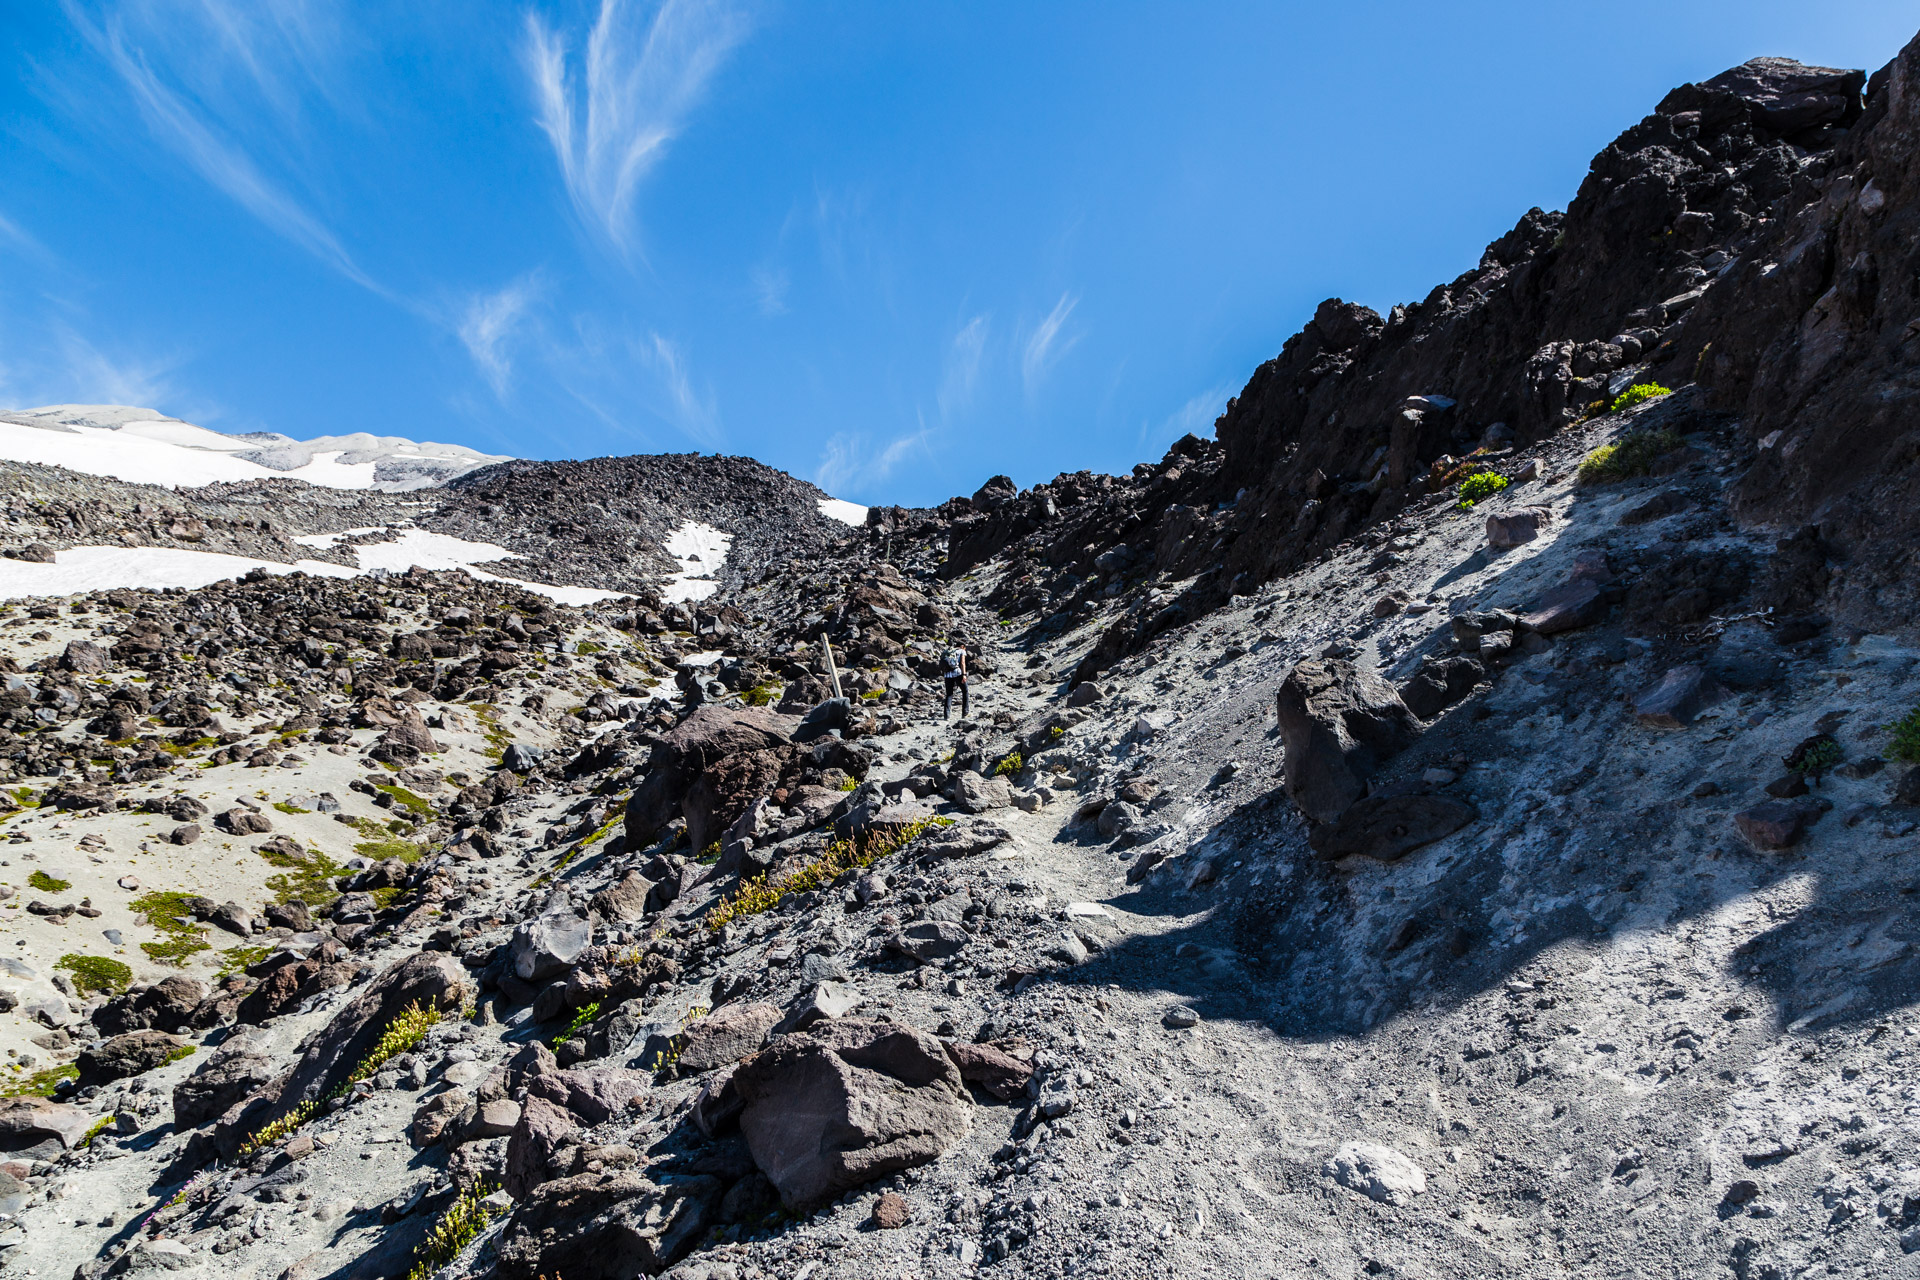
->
[1788,738,1843,775]
[1610,382,1672,413]
[1577,430,1685,484]
[993,752,1023,777]
[1456,472,1508,508]
[27,870,70,894]
[696,841,721,865]
[403,1181,502,1280]
[836,776,860,792]
[58,954,133,995]
[1887,706,1920,763]
[705,815,952,931]
[272,801,309,814]
[741,682,782,707]
[561,1001,601,1041]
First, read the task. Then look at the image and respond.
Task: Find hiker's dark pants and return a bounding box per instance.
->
[943,675,968,719]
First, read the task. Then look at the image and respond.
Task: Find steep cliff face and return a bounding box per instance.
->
[1666,33,1920,633]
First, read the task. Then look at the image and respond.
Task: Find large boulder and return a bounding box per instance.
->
[1633,665,1726,728]
[494,1170,718,1280]
[733,1019,973,1211]
[0,1098,94,1154]
[910,819,1010,861]
[511,910,593,983]
[589,870,656,923]
[77,1030,184,1087]
[174,1033,276,1129]
[1687,57,1866,135]
[949,771,1012,813]
[92,974,207,1036]
[682,748,785,855]
[675,1002,780,1076]
[623,706,797,849]
[504,1096,578,1200]
[1274,658,1419,823]
[524,1067,648,1124]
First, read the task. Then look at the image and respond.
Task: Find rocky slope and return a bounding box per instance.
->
[0,34,1913,1280]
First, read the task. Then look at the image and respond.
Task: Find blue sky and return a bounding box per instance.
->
[1,2,1911,506]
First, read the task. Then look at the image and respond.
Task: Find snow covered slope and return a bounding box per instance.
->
[0,404,508,491]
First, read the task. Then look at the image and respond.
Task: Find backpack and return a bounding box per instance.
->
[943,647,966,674]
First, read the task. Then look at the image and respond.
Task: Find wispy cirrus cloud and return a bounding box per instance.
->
[0,322,181,414]
[751,264,789,317]
[458,276,544,398]
[939,314,989,420]
[638,330,720,446]
[812,425,931,499]
[60,0,380,292]
[0,211,52,264]
[1143,381,1236,448]
[525,0,750,256]
[1021,292,1080,395]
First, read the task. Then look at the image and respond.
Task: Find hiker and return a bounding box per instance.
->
[942,643,969,720]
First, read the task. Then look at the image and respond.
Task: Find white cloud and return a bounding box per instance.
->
[638,331,719,447]
[751,264,789,316]
[1145,382,1235,448]
[525,0,750,256]
[1021,292,1080,394]
[0,324,180,413]
[0,211,50,263]
[61,0,381,294]
[812,426,931,499]
[939,314,989,419]
[458,276,543,398]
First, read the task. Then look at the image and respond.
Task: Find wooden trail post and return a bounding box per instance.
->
[820,635,843,700]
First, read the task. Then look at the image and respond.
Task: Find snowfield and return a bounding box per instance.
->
[0,404,508,491]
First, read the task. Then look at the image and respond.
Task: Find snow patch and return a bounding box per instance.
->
[0,528,625,607]
[661,521,733,603]
[0,546,355,597]
[818,497,868,526]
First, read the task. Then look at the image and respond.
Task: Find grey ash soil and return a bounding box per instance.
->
[0,37,1918,1280]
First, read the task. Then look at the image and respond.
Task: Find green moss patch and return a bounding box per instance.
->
[128,891,211,967]
[256,846,346,908]
[2,1063,77,1098]
[27,870,70,893]
[375,784,434,818]
[217,945,271,977]
[57,953,133,995]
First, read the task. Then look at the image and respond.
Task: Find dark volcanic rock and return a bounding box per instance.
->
[1275,658,1419,823]
[733,1019,972,1211]
[1308,792,1477,862]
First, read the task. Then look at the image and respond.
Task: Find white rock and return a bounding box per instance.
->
[1324,1141,1426,1205]
[1064,902,1110,919]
